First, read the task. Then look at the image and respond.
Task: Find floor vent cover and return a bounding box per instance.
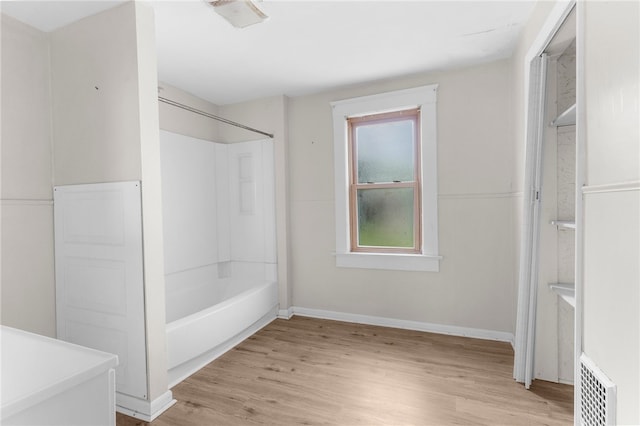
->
[580,354,616,426]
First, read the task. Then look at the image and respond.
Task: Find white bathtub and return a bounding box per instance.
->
[166,278,278,387]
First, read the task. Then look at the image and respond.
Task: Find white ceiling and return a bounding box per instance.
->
[1,1,127,32]
[2,0,536,105]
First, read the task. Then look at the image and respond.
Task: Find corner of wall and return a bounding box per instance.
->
[215,95,292,310]
[133,0,169,402]
[157,81,221,142]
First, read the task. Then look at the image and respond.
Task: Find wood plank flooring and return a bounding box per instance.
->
[117,317,573,425]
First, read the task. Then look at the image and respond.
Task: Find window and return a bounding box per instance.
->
[331,85,440,272]
[348,108,421,253]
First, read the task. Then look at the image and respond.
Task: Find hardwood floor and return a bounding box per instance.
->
[117,317,573,425]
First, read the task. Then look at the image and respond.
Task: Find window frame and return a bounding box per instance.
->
[347,108,422,254]
[331,84,440,272]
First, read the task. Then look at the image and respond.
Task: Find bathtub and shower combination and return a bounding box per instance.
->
[160,130,278,387]
[165,273,278,386]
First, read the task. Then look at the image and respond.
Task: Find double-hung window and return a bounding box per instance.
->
[348,108,421,253]
[332,85,440,272]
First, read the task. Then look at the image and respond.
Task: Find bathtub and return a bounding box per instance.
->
[166,278,278,387]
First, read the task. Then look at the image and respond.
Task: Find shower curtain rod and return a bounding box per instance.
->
[158,96,274,139]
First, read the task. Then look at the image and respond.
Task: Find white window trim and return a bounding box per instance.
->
[331,84,441,272]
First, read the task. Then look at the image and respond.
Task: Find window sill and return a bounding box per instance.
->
[335,252,441,272]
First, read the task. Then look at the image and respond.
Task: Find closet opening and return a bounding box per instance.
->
[514,3,582,423]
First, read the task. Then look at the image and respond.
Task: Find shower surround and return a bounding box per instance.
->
[159,130,278,386]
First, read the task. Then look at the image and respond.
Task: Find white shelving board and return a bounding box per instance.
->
[551,103,576,127]
[549,283,576,308]
[551,220,576,230]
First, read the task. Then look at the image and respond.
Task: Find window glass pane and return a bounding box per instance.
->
[356,119,414,183]
[357,187,414,248]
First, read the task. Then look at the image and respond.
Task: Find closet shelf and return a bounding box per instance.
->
[551,103,576,127]
[549,283,575,308]
[550,220,576,230]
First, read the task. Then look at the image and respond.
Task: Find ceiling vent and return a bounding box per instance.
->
[209,0,268,28]
[580,354,616,426]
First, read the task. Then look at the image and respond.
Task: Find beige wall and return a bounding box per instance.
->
[1,15,56,337]
[50,3,142,185]
[511,0,557,194]
[287,60,518,334]
[158,81,219,141]
[582,1,639,422]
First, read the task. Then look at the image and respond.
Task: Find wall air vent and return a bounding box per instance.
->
[580,354,616,426]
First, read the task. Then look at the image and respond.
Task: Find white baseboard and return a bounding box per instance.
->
[558,378,575,386]
[288,306,515,346]
[277,306,294,319]
[116,390,176,422]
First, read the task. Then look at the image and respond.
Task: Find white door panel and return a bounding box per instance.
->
[54,181,147,399]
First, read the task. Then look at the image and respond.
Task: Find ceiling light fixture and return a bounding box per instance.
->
[209,0,268,29]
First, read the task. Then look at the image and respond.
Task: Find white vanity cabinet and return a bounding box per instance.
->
[1,326,118,425]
